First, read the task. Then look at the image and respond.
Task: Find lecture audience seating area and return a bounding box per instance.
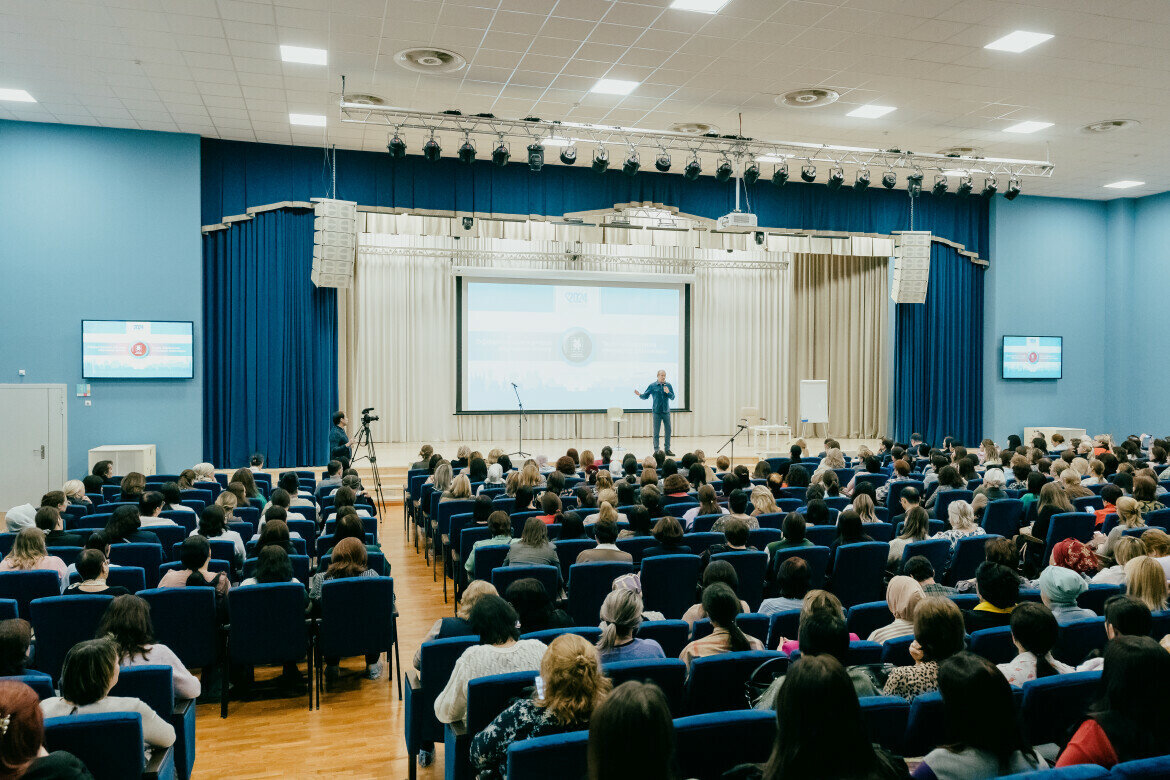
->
[0,458,398,779]
[403,436,1170,780]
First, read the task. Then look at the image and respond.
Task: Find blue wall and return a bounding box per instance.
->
[0,120,203,477]
[984,196,1110,441]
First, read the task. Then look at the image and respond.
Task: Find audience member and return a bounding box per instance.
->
[758,558,810,615]
[642,516,690,558]
[883,597,966,699]
[504,518,560,570]
[888,506,930,568]
[587,681,675,780]
[1039,565,1096,624]
[915,652,1046,778]
[0,529,67,593]
[413,580,497,671]
[158,536,231,608]
[504,578,570,635]
[996,602,1072,686]
[41,639,176,752]
[0,679,93,778]
[33,506,82,549]
[679,583,763,666]
[465,512,514,577]
[868,576,925,643]
[576,520,632,564]
[97,594,201,699]
[1124,555,1168,612]
[903,555,956,596]
[962,562,1020,632]
[1076,595,1152,672]
[63,550,129,597]
[596,589,665,664]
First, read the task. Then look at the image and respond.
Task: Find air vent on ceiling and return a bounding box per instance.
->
[1080,119,1140,134]
[394,48,467,74]
[776,88,840,108]
[670,122,716,134]
[936,146,983,157]
[345,94,385,106]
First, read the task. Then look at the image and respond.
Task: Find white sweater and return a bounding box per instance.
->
[119,643,201,700]
[433,640,546,724]
[41,695,176,749]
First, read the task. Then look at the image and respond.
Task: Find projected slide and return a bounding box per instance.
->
[460,278,687,412]
[1002,335,1062,380]
[82,320,194,379]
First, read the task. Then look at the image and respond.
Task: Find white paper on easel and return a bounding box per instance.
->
[798,380,829,424]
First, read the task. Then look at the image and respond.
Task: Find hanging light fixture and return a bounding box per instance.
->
[771,162,789,186]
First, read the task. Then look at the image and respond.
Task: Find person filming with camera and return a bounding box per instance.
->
[329,411,351,465]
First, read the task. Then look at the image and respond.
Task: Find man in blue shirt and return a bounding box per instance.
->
[634,369,676,456]
[328,411,351,464]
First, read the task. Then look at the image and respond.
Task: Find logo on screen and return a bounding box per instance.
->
[1027,351,1039,364]
[128,341,150,359]
[561,328,593,364]
[563,291,588,304]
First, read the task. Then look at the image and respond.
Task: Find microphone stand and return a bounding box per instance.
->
[508,383,530,458]
[717,418,749,466]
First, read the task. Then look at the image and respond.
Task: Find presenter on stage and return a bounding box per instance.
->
[634,370,676,456]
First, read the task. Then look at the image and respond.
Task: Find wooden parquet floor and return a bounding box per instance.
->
[193,503,448,779]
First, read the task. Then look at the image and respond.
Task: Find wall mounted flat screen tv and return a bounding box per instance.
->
[82,320,194,379]
[1002,335,1062,380]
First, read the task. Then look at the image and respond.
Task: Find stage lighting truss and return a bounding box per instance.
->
[342,93,1055,185]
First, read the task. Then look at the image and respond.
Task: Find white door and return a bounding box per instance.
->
[0,385,67,509]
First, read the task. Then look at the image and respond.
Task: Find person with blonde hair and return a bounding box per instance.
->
[517,462,544,491]
[442,474,472,502]
[1090,496,1145,565]
[1061,470,1094,499]
[853,493,879,524]
[470,632,611,778]
[1125,557,1168,612]
[413,580,498,671]
[814,448,846,478]
[594,469,614,493]
[868,576,925,644]
[933,500,982,568]
[1070,457,1091,478]
[62,479,90,505]
[1139,528,1170,582]
[585,495,627,527]
[1093,536,1147,585]
[596,589,665,664]
[0,527,68,591]
[981,440,1002,469]
[749,485,779,517]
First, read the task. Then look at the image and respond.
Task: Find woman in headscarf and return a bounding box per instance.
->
[1038,565,1096,624]
[1050,538,1098,578]
[867,576,925,644]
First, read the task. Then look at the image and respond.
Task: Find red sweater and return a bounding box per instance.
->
[1057,720,1119,768]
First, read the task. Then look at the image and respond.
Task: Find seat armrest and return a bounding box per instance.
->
[407,669,422,692]
[448,720,467,737]
[172,698,193,718]
[144,745,175,780]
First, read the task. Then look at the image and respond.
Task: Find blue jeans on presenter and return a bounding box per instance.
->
[652,410,671,452]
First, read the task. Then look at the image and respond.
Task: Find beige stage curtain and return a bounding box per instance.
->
[348,216,792,443]
[787,253,889,440]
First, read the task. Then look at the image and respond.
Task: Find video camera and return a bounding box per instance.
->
[361,406,379,425]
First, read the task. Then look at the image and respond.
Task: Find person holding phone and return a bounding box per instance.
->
[634,369,676,456]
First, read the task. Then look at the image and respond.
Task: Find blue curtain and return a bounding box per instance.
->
[201,138,986,445]
[893,244,984,445]
[202,208,337,467]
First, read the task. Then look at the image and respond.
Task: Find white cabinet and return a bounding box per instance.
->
[88,445,157,476]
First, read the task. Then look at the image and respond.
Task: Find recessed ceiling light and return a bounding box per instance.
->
[1104,180,1144,189]
[289,113,326,127]
[669,0,731,12]
[0,88,36,102]
[591,78,639,95]
[847,104,896,119]
[984,31,1053,53]
[280,45,327,66]
[1004,120,1053,134]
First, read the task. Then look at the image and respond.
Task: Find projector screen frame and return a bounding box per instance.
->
[1000,334,1063,381]
[81,319,196,381]
[455,275,692,415]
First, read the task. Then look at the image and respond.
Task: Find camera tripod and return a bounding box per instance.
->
[350,415,387,512]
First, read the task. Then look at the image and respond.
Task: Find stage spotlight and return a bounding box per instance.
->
[906,171,923,197]
[743,163,760,186]
[881,170,897,189]
[800,163,816,183]
[957,175,973,196]
[981,175,998,198]
[592,147,609,173]
[771,162,789,187]
[684,156,701,181]
[422,136,441,162]
[826,166,844,189]
[1004,177,1021,200]
[527,142,544,171]
[622,151,640,177]
[491,143,510,167]
[457,138,476,164]
[655,152,671,172]
[387,134,406,158]
[853,168,870,191]
[715,158,734,183]
[560,145,577,165]
[932,175,947,195]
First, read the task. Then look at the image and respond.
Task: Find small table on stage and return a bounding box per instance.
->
[750,424,791,454]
